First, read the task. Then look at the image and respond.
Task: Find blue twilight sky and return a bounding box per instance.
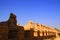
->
[0,0,60,29]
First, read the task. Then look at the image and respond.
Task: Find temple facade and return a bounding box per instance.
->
[0,13,60,40]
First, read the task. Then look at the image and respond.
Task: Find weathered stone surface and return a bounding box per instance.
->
[0,13,60,40]
[0,13,24,40]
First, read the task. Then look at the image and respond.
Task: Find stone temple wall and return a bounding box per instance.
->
[0,13,59,40]
[0,13,24,40]
[0,13,35,40]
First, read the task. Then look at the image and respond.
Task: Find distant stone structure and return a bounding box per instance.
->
[0,13,60,40]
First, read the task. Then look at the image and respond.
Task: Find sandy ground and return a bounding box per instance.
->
[44,37,60,40]
[54,37,60,40]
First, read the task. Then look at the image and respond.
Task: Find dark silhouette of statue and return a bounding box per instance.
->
[8,13,17,28]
